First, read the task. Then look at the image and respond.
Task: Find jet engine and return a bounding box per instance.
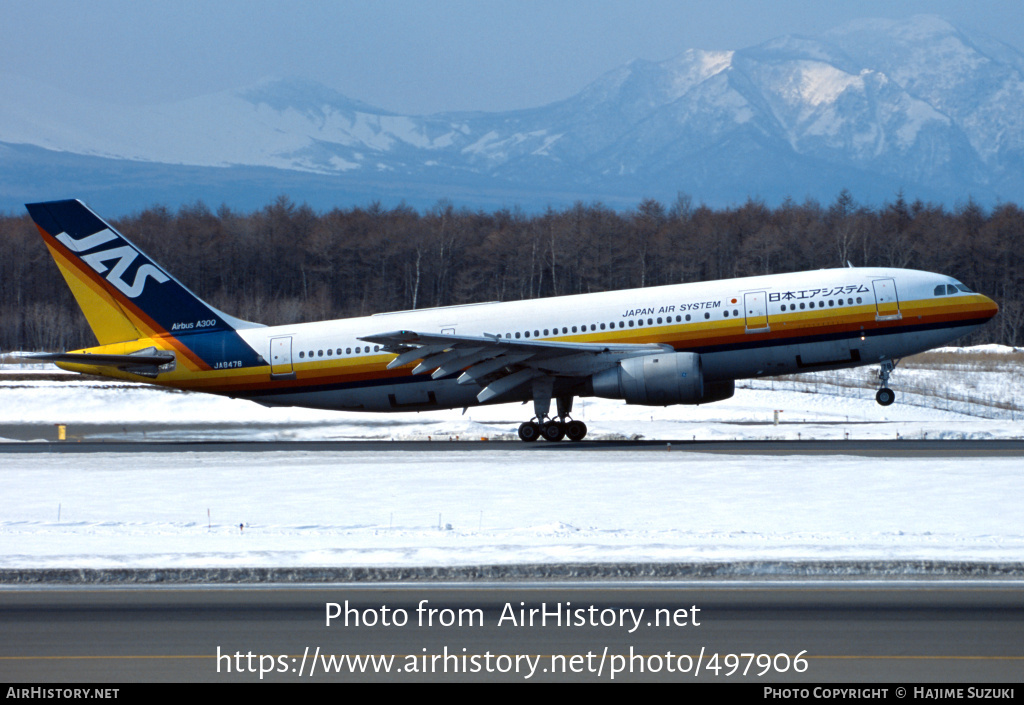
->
[591,352,705,405]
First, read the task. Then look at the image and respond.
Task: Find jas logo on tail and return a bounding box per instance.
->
[56,229,169,298]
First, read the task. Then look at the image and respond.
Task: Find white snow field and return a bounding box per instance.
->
[1,347,1022,570]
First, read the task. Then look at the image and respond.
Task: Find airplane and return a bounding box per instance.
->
[16,199,998,441]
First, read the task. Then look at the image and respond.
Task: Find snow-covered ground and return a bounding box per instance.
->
[1,347,1022,570]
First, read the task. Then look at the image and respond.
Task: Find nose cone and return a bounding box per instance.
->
[980,294,999,321]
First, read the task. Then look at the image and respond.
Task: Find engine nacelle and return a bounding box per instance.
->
[700,379,735,404]
[591,352,705,406]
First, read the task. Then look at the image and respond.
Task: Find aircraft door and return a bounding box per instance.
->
[744,291,770,333]
[270,336,294,377]
[872,279,901,320]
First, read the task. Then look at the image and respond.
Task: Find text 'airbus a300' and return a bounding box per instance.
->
[18,199,998,441]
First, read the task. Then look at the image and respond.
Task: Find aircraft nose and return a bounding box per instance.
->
[981,294,999,319]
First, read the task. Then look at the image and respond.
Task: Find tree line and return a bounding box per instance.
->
[2,190,1022,352]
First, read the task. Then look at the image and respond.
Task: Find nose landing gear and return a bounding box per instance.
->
[875,359,897,406]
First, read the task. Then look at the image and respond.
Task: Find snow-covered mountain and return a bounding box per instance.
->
[2,15,1022,214]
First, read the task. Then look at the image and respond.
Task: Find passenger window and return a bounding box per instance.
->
[318,350,323,357]
[685,314,691,321]
[515,332,521,338]
[628,320,634,327]
[534,330,540,337]
[856,297,862,304]
[723,311,729,317]
[637,319,644,327]
[346,348,351,354]
[572,326,577,333]
[543,329,549,336]
[299,351,305,358]
[600,323,606,330]
[704,312,710,319]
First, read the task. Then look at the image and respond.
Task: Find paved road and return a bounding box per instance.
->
[2,582,1022,682]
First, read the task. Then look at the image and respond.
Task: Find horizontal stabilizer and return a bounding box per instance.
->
[13,350,173,367]
[9,348,176,377]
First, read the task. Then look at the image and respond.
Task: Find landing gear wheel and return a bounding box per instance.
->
[541,422,566,442]
[875,388,895,406]
[565,420,588,442]
[518,421,540,442]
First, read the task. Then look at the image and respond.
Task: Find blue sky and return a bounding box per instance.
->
[3,0,1023,114]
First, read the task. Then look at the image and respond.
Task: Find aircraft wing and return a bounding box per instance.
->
[359,329,670,402]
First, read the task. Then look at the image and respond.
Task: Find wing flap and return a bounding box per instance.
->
[362,329,674,398]
[458,352,535,386]
[386,344,449,370]
[361,329,668,358]
[477,368,543,403]
[413,347,484,376]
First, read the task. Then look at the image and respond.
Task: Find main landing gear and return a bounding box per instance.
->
[518,416,588,442]
[875,359,897,406]
[518,379,588,442]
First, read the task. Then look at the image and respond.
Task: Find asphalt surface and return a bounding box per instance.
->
[2,438,1024,455]
[2,582,1022,683]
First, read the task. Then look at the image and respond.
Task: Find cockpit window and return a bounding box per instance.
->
[934,285,946,296]
[955,284,974,293]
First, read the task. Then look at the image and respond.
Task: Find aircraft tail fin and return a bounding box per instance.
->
[25,199,257,346]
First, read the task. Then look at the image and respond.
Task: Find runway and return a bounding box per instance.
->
[3,438,1024,455]
[2,582,1022,682]
[4,431,1021,684]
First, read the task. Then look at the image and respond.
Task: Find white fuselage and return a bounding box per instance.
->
[221,267,995,412]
